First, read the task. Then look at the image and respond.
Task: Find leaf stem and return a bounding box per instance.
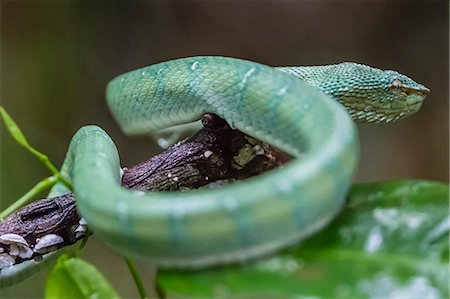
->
[74,231,91,256]
[32,150,73,191]
[124,257,149,299]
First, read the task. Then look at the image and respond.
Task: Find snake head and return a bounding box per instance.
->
[329,63,430,123]
[382,70,430,119]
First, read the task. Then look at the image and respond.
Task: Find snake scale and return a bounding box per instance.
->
[0,56,429,287]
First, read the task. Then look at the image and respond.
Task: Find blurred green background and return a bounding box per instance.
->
[1,1,448,298]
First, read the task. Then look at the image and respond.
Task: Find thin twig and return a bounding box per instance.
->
[124,257,149,299]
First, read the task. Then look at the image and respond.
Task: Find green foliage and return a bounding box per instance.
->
[157,180,449,298]
[45,255,120,299]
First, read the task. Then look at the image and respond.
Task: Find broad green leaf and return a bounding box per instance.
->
[45,255,120,299]
[157,180,449,298]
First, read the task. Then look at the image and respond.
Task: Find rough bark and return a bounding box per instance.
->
[0,115,290,264]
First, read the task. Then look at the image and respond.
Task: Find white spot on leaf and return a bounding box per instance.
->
[364,226,384,253]
[358,274,440,299]
[373,208,400,229]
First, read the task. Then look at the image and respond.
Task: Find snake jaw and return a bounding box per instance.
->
[346,74,429,123]
[388,86,428,121]
[343,90,427,123]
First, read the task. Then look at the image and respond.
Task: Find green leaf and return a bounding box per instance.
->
[157,180,449,298]
[0,105,30,148]
[45,255,120,299]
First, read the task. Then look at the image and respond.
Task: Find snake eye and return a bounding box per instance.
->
[391,79,403,88]
[389,79,409,94]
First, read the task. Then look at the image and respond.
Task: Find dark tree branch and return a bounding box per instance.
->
[0,114,290,265]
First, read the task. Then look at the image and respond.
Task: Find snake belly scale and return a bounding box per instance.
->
[0,56,429,286]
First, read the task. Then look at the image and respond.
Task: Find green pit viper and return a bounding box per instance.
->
[0,56,429,287]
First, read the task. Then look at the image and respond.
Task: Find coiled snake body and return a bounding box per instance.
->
[0,56,429,286]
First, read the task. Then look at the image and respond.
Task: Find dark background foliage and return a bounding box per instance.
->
[1,1,448,297]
